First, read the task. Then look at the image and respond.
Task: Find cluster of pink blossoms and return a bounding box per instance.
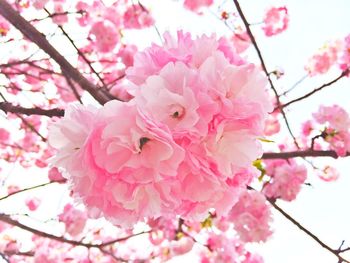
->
[262,6,289,37]
[184,0,213,12]
[49,32,272,227]
[262,159,307,201]
[302,105,350,157]
[227,190,272,242]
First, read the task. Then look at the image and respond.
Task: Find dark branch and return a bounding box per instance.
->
[269,200,350,263]
[280,69,349,109]
[232,0,299,148]
[0,102,64,117]
[262,150,349,159]
[0,0,110,105]
[0,213,149,249]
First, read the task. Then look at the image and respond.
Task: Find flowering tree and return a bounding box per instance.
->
[0,0,349,262]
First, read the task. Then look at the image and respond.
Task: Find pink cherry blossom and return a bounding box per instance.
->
[183,0,213,12]
[170,236,194,256]
[58,204,87,237]
[262,7,289,37]
[52,3,68,25]
[313,105,350,132]
[49,32,272,227]
[339,34,350,71]
[264,112,280,136]
[228,190,273,243]
[318,165,339,182]
[123,4,154,29]
[48,167,66,183]
[305,40,342,76]
[118,44,138,67]
[90,20,119,53]
[0,128,10,142]
[263,159,307,201]
[25,197,41,211]
[32,0,48,10]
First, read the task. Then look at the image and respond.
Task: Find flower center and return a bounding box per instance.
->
[169,104,185,119]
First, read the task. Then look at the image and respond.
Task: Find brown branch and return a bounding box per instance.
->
[0,213,150,249]
[269,200,350,263]
[0,0,110,105]
[232,0,299,148]
[280,69,349,109]
[0,181,65,202]
[261,150,349,159]
[0,102,64,117]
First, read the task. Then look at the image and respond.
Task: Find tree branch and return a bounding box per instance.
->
[269,200,350,263]
[262,150,349,159]
[0,102,64,117]
[279,69,349,109]
[0,213,150,249]
[0,0,110,105]
[232,0,300,148]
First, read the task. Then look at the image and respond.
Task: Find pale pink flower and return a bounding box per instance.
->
[0,128,10,142]
[262,7,289,37]
[228,190,272,243]
[123,4,154,29]
[50,32,272,227]
[318,165,339,182]
[32,0,48,10]
[301,120,314,137]
[170,236,194,256]
[118,44,138,67]
[59,204,87,237]
[90,20,119,53]
[52,3,68,25]
[264,112,280,136]
[313,105,350,132]
[263,159,307,201]
[305,40,342,76]
[339,34,350,71]
[183,0,213,12]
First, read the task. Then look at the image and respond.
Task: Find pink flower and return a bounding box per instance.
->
[52,3,68,25]
[123,4,154,29]
[58,204,87,237]
[118,44,138,67]
[318,166,339,182]
[170,236,194,256]
[339,34,350,71]
[49,32,272,227]
[25,197,41,211]
[305,40,342,76]
[0,128,10,142]
[90,20,119,53]
[264,112,280,136]
[32,0,48,10]
[183,0,213,12]
[263,159,307,201]
[228,190,273,243]
[313,105,350,132]
[301,120,314,137]
[262,7,289,37]
[48,167,66,183]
